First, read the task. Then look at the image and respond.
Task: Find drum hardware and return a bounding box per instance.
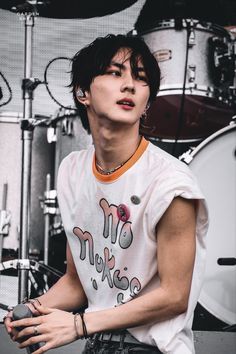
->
[0,183,11,263]
[46,108,77,143]
[188,22,196,46]
[178,145,196,163]
[50,219,64,237]
[171,18,194,155]
[217,258,236,266]
[187,64,196,87]
[40,186,58,217]
[0,211,11,259]
[39,176,67,282]
[230,115,236,123]
[211,32,236,109]
[0,258,63,308]
[41,187,64,237]
[40,175,58,269]
[62,116,74,136]
[47,126,57,143]
[230,38,236,111]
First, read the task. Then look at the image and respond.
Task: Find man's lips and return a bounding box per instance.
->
[116,98,135,107]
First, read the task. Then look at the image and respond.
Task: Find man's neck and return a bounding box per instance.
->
[91,124,141,171]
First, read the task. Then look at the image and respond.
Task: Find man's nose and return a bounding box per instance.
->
[120,73,135,94]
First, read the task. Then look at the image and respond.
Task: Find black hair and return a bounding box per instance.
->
[69,33,161,133]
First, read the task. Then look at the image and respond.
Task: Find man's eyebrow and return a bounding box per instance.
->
[109,61,145,72]
[109,61,125,69]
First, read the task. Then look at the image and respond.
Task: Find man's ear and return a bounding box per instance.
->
[76,88,86,98]
[76,87,89,105]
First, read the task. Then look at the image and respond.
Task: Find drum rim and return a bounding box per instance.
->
[189,121,236,324]
[138,19,231,37]
[157,86,216,98]
[188,122,236,159]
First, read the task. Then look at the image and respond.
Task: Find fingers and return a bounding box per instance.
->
[3,311,14,334]
[18,334,54,354]
[18,333,45,348]
[13,324,41,341]
[31,341,52,354]
[12,309,78,354]
[10,305,53,329]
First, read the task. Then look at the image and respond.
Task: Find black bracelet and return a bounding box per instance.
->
[74,313,81,339]
[74,312,88,339]
[22,298,42,311]
[79,312,89,339]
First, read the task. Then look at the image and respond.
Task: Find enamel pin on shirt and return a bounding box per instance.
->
[117,204,130,222]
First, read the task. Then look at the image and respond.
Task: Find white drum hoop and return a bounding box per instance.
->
[184,123,236,325]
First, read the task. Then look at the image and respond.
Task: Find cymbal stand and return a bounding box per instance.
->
[15,7,40,303]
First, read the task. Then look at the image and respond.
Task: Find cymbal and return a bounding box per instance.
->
[0,0,138,19]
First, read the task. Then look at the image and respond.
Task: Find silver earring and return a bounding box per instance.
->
[77,88,85,97]
[141,110,147,121]
[141,103,150,121]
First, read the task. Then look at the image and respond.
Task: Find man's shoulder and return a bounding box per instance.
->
[58,146,94,177]
[61,146,93,165]
[146,142,191,175]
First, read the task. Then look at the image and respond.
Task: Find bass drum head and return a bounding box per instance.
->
[189,123,236,325]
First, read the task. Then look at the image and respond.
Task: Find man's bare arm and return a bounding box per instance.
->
[85,196,196,334]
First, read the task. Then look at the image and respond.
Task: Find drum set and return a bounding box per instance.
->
[137,18,236,330]
[0,2,236,334]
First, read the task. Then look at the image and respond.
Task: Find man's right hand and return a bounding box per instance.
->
[3,300,41,341]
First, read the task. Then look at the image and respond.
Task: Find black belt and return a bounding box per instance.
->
[97,331,141,345]
[89,330,162,353]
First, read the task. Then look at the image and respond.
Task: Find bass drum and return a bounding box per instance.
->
[139,19,234,141]
[182,123,236,325]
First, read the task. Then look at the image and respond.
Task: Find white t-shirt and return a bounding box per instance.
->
[57,137,208,354]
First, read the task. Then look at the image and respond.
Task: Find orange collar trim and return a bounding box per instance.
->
[92,137,149,182]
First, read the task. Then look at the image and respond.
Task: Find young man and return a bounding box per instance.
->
[4,34,208,354]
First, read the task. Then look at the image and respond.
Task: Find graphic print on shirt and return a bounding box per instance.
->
[73,198,141,305]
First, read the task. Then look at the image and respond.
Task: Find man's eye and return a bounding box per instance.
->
[137,75,148,82]
[107,70,121,76]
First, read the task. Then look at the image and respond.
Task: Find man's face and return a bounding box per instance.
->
[84,48,150,128]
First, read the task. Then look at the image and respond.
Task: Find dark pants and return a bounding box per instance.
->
[82,330,162,354]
